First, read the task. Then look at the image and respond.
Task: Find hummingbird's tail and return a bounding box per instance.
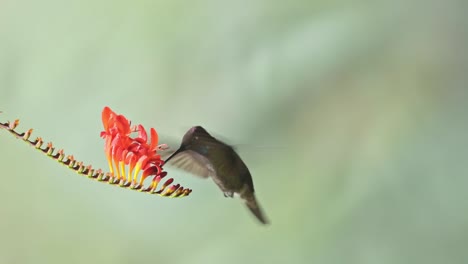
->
[244,195,269,225]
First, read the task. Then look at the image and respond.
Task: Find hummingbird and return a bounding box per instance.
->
[164,126,269,225]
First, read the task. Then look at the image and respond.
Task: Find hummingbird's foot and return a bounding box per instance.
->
[223,191,234,198]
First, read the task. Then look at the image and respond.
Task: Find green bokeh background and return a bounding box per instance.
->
[0,0,467,263]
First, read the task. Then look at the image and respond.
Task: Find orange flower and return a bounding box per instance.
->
[100,107,190,196]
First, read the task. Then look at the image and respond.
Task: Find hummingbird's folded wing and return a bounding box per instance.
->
[164,150,215,179]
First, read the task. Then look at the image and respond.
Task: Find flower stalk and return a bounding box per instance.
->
[0,108,191,198]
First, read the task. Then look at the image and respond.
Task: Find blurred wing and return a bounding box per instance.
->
[165,150,215,179]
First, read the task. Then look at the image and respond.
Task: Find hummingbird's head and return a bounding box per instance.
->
[181,126,210,146]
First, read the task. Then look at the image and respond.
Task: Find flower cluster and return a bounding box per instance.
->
[100,106,191,197]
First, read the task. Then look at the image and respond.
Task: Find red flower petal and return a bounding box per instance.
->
[136,124,147,142]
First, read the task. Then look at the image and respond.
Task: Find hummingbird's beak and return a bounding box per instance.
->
[164,147,183,163]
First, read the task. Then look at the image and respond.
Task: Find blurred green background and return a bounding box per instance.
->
[0,0,467,263]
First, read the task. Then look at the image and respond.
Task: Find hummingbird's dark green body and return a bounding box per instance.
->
[164,126,269,224]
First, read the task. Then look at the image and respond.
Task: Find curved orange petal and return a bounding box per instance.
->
[101,107,113,131]
[149,128,158,151]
